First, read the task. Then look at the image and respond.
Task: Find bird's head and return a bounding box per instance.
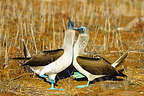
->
[67,17,75,29]
[74,26,89,36]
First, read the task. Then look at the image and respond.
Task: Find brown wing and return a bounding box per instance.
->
[10,57,31,60]
[42,49,63,55]
[11,49,64,60]
[23,49,64,66]
[76,56,119,76]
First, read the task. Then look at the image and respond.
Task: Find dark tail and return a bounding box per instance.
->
[10,57,31,60]
[22,39,31,58]
[118,68,127,77]
[112,52,128,68]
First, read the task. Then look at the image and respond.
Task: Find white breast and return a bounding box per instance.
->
[38,50,73,76]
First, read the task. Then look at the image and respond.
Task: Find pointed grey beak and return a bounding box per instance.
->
[73,28,79,31]
[74,27,84,34]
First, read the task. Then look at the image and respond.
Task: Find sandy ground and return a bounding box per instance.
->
[0,0,144,96]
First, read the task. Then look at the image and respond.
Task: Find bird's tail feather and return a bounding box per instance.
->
[10,57,31,60]
[111,52,128,68]
[118,68,127,77]
[9,39,31,61]
[22,39,31,58]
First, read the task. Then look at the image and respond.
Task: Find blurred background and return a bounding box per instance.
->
[0,0,144,95]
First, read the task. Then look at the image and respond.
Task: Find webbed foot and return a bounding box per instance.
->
[76,85,89,88]
[49,87,64,91]
[48,79,64,91]
[76,81,90,88]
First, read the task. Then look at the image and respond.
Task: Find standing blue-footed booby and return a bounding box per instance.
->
[11,18,76,91]
[73,26,128,88]
[24,31,75,90]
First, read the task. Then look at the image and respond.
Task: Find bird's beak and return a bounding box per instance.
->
[74,27,80,31]
[74,27,83,34]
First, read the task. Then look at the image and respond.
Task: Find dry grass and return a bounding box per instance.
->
[0,0,144,95]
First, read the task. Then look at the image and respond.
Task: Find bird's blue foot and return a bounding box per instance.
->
[49,87,64,91]
[76,81,90,88]
[76,85,89,88]
[48,79,64,91]
[72,72,85,79]
[40,75,48,78]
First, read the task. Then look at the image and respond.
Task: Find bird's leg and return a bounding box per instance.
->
[66,69,71,76]
[76,81,90,88]
[48,79,64,91]
[49,80,55,89]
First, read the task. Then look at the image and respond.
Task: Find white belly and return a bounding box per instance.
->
[39,53,72,76]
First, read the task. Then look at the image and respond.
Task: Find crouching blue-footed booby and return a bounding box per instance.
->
[73,26,128,88]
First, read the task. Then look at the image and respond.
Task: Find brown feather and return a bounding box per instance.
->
[76,56,120,76]
[24,49,64,66]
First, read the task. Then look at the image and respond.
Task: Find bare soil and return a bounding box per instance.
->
[0,0,144,96]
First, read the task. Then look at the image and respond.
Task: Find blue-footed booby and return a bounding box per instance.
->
[73,26,128,88]
[24,29,75,91]
[11,18,76,91]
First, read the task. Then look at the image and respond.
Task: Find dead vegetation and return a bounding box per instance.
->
[0,0,144,96]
